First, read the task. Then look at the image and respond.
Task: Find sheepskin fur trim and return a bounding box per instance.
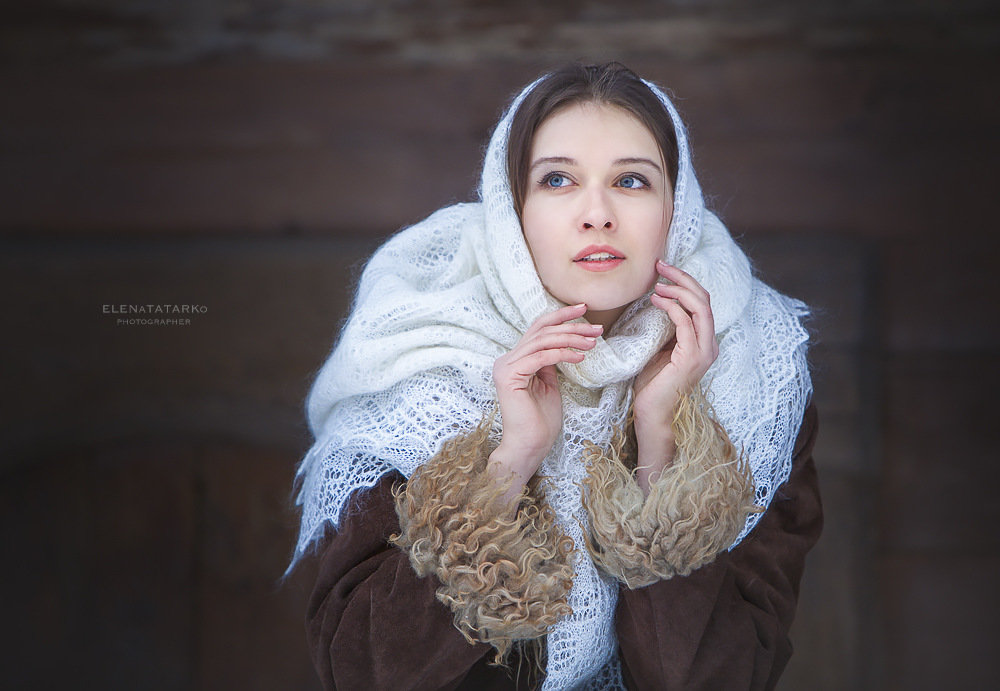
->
[581,387,758,589]
[391,420,575,663]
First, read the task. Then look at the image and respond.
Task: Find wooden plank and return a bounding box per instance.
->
[880,556,1000,690]
[1,53,994,237]
[883,353,1000,554]
[198,440,321,690]
[0,441,197,688]
[0,238,373,465]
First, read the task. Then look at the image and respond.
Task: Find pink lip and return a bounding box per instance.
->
[576,258,623,272]
[573,244,625,272]
[573,244,625,262]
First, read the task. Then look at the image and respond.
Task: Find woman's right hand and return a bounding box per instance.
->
[488,303,602,497]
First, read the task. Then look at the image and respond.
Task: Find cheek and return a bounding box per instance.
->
[651,202,673,255]
[521,202,558,266]
[636,205,670,253]
[661,195,674,241]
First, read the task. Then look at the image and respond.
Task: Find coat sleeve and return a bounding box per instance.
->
[304,421,574,691]
[304,471,492,691]
[390,422,574,661]
[615,403,823,691]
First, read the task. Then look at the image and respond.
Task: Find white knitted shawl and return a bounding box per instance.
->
[292,76,812,690]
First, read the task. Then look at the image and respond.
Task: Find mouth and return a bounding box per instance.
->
[573,245,625,272]
[573,245,625,262]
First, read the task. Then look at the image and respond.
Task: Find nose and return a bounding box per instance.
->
[579,187,616,232]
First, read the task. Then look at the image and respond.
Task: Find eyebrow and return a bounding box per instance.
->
[615,157,663,174]
[529,155,663,174]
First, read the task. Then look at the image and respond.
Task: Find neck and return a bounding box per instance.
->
[584,305,626,332]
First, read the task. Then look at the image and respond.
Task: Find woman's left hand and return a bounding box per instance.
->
[632,261,719,493]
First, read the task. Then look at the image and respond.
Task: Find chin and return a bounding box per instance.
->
[582,292,645,312]
[550,282,644,313]
[583,300,628,312]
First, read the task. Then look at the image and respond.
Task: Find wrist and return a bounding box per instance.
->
[487,444,536,503]
[632,390,678,430]
[634,418,677,498]
[633,412,676,448]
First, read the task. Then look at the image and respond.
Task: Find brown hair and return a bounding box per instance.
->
[506,62,680,217]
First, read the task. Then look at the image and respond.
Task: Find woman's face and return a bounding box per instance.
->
[521,101,674,330]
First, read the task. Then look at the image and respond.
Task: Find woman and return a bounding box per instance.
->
[291,62,821,690]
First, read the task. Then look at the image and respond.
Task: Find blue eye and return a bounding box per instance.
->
[541,173,570,188]
[618,174,648,189]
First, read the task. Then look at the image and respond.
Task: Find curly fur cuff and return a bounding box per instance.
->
[391,420,575,663]
[581,387,758,589]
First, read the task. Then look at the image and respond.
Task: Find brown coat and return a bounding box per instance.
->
[305,404,821,690]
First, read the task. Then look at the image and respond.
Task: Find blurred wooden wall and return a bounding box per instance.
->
[2,2,998,689]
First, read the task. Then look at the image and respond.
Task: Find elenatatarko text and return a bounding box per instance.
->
[103,304,208,314]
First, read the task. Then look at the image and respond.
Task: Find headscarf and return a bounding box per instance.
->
[292,72,812,690]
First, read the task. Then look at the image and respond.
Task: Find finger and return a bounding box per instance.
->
[507,332,598,362]
[541,322,605,336]
[525,303,589,335]
[508,321,601,361]
[651,293,697,350]
[656,261,711,303]
[517,322,604,350]
[654,282,706,307]
[653,283,714,341]
[512,348,586,377]
[652,295,717,368]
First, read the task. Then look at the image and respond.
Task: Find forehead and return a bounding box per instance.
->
[530,102,660,159]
